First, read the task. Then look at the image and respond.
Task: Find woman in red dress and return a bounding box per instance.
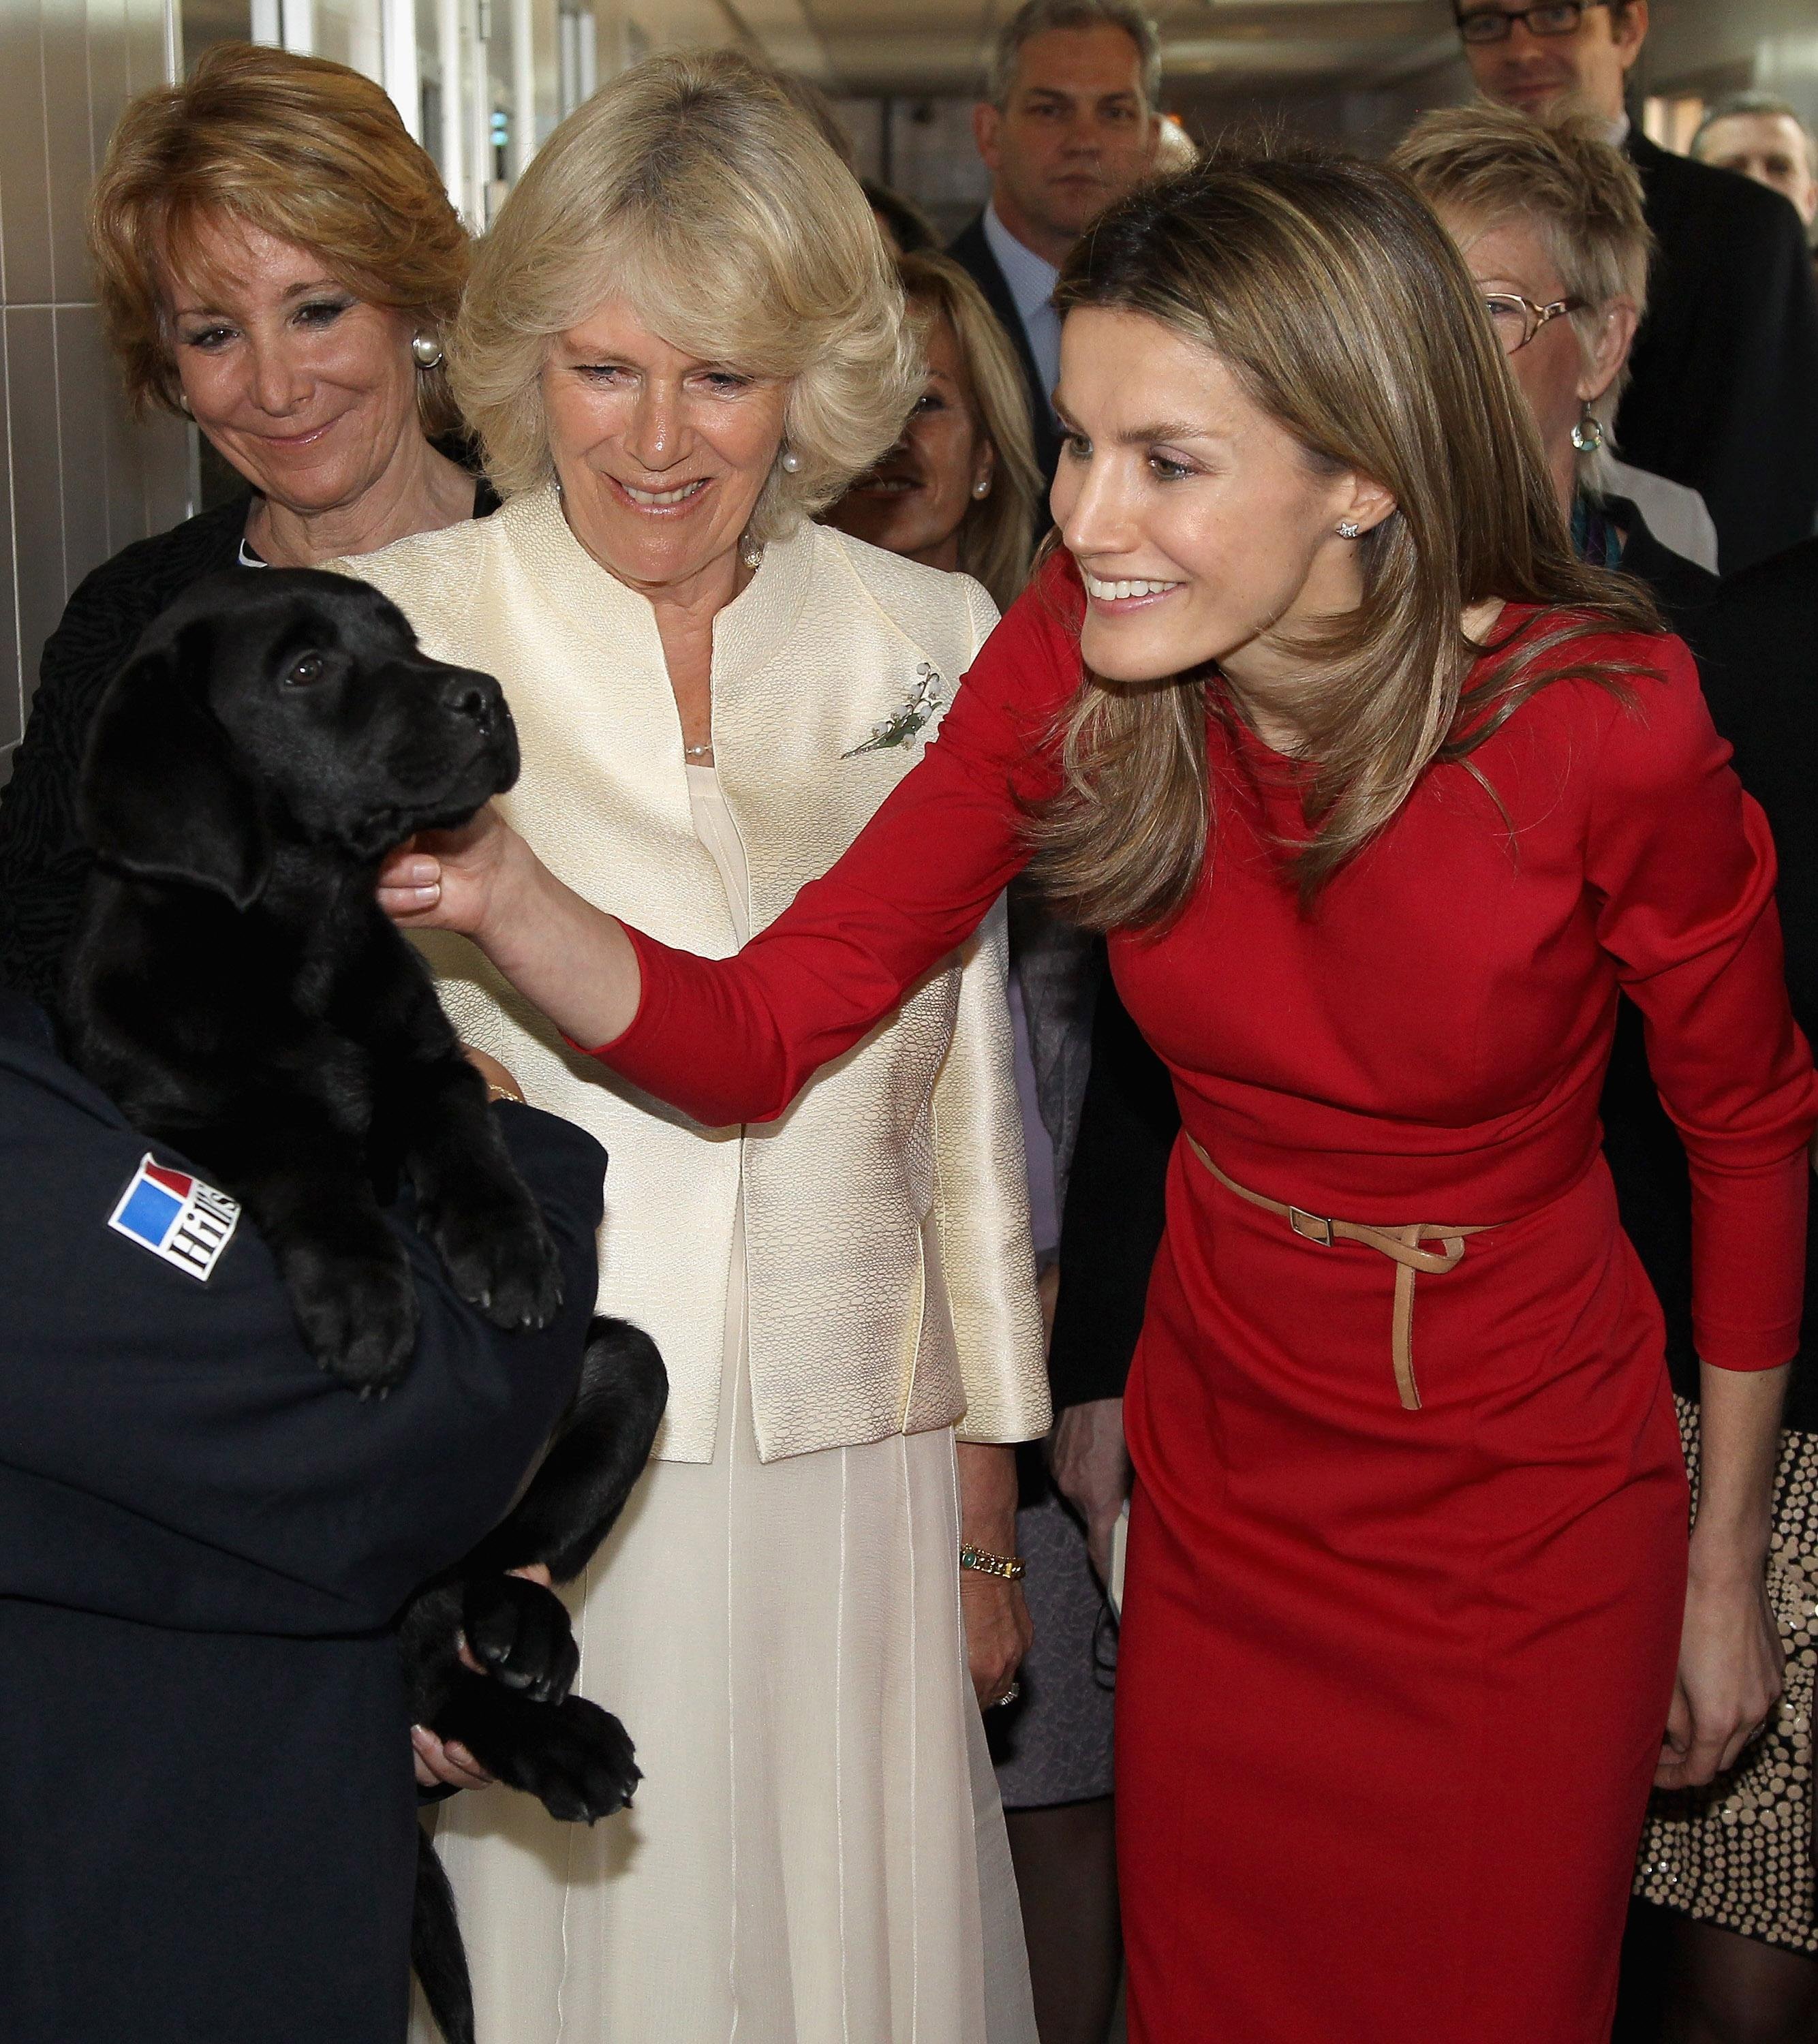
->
[383,154,1812,2041]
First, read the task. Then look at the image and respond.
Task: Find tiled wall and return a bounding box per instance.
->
[0,0,193,788]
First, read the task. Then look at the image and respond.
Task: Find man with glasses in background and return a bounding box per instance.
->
[1456,0,1818,572]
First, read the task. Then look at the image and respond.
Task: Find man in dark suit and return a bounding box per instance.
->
[949,0,1162,486]
[0,991,609,2044]
[1457,0,1818,572]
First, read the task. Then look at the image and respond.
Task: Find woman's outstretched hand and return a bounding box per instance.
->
[378,806,646,1051]
[378,804,519,940]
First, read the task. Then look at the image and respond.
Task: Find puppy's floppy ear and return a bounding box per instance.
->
[78,618,273,909]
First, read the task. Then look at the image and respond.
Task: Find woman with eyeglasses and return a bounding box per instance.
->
[1395,104,1716,627]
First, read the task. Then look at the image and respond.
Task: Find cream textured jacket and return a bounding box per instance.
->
[343,486,1049,1464]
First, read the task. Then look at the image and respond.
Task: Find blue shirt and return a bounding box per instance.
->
[983,202,1063,425]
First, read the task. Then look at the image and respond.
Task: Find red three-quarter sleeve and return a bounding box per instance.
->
[601,558,1083,1127]
[1587,636,1818,1369]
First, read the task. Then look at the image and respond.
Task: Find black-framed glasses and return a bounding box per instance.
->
[1455,1,1609,45]
[1483,292,1582,353]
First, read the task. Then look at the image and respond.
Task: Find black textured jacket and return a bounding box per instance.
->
[0,498,249,1012]
[0,993,607,2044]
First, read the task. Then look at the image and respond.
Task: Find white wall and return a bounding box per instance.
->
[0,0,191,785]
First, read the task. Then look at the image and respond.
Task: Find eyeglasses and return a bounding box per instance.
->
[1483,292,1582,352]
[1455,2,1609,46]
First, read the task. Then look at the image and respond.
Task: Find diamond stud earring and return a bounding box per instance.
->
[1336,518,1361,539]
[411,332,444,369]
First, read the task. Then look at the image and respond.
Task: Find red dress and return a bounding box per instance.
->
[600,559,1815,2043]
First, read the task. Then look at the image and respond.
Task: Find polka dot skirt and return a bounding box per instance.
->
[1635,1396,1817,1955]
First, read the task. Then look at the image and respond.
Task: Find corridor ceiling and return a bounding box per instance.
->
[743,0,1462,99]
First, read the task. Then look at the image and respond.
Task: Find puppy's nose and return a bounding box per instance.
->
[442,671,504,734]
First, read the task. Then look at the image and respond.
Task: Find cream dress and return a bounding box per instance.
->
[412,766,1038,2044]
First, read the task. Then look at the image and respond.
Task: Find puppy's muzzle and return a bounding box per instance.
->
[441,670,506,739]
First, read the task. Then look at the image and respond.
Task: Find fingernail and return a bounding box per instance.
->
[413,884,441,904]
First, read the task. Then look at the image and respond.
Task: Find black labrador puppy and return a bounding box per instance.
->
[62,567,670,2042]
[64,565,560,1392]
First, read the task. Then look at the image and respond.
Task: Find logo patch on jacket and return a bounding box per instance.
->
[108,1154,241,1282]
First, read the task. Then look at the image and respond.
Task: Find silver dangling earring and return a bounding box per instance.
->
[779,446,802,474]
[411,332,444,369]
[972,476,991,499]
[1336,518,1361,540]
[1570,401,1604,454]
[740,532,762,569]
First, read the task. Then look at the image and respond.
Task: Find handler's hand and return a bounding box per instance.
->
[1655,1564,1784,1791]
[410,1565,556,1792]
[378,805,519,936]
[1049,1398,1130,1587]
[412,1724,494,1793]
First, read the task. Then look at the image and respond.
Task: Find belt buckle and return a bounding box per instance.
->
[1288,1205,1334,1248]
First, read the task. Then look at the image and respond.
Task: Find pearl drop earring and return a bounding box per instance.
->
[780,447,802,474]
[410,332,444,369]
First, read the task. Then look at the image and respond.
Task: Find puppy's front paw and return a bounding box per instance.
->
[435,1675,641,1823]
[513,1694,641,1824]
[422,1185,563,1333]
[287,1241,418,1392]
[463,1574,579,1705]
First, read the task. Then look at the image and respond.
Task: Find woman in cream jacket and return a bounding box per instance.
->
[347,53,1048,2044]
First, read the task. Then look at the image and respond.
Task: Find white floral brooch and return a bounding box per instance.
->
[843,662,946,758]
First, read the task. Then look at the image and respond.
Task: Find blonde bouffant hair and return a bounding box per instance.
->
[454,50,923,539]
[88,42,469,435]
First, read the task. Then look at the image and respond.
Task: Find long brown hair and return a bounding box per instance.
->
[1030,148,1663,929]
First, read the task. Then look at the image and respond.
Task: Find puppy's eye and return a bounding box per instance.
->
[283,655,326,688]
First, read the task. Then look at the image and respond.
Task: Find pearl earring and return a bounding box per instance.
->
[780,447,802,474]
[972,476,991,499]
[1336,518,1361,540]
[411,332,444,369]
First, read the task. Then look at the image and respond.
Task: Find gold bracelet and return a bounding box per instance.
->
[484,1083,526,1106]
[959,1543,1026,1581]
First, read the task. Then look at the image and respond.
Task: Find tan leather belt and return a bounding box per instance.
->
[1186,1137,1490,1413]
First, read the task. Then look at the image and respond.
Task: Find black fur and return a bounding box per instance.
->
[63,566,561,1391]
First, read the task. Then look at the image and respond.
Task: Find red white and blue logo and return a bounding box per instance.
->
[108,1154,241,1282]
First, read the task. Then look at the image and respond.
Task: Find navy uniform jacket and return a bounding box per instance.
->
[0,995,607,2043]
